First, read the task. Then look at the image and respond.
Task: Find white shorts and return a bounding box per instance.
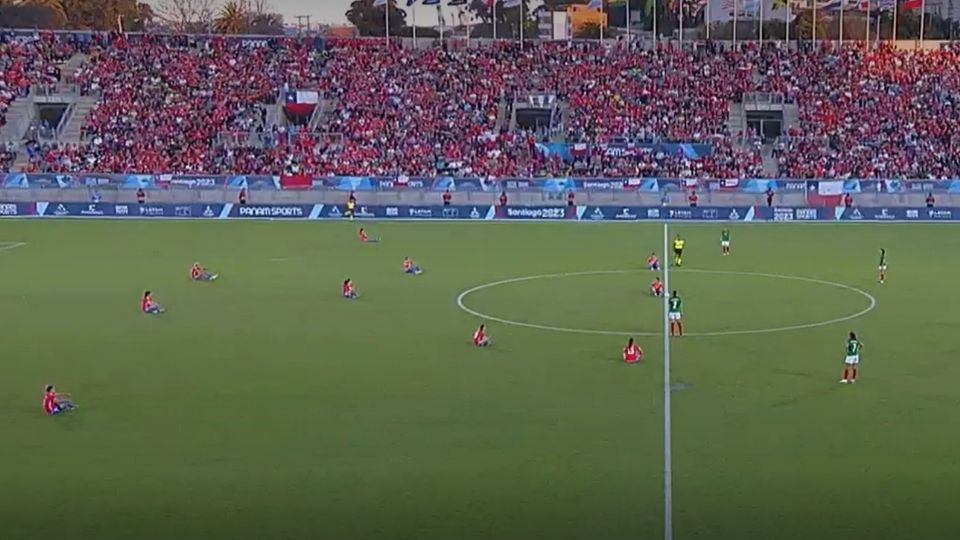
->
[844,355,860,365]
[878,265,887,271]
[721,240,730,247]
[668,312,682,321]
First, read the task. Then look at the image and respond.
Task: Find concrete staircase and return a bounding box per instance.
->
[494,94,508,132]
[761,146,779,177]
[58,96,97,144]
[551,100,569,143]
[782,103,799,133]
[58,53,88,90]
[0,99,34,144]
[726,101,745,139]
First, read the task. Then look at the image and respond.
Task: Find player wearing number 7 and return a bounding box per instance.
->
[840,332,863,384]
[668,291,683,337]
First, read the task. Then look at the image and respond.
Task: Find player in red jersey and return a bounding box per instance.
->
[190,262,218,281]
[342,279,358,299]
[402,257,423,275]
[358,228,379,243]
[647,252,660,271]
[650,276,664,297]
[622,338,643,363]
[141,291,165,314]
[473,324,490,347]
[43,384,77,415]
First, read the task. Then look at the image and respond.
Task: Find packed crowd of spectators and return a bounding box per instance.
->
[5,34,960,179]
[1,33,76,137]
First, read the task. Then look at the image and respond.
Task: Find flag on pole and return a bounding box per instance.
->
[504,0,522,7]
[901,0,921,8]
[373,0,387,6]
[449,0,468,5]
[424,0,441,5]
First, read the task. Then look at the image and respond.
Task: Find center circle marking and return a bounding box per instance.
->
[456,269,877,337]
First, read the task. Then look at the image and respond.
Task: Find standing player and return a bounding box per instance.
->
[721,228,731,256]
[647,252,660,271]
[622,337,643,363]
[672,234,685,267]
[43,385,77,415]
[650,276,664,297]
[668,290,683,337]
[473,324,490,347]
[840,332,863,384]
[878,248,887,284]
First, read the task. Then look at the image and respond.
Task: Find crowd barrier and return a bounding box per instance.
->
[2,202,958,222]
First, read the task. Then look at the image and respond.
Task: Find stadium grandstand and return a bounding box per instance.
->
[2,31,959,180]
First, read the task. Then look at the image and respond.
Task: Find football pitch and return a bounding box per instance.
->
[1,219,958,540]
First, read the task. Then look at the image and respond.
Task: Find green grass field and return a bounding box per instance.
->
[2,220,959,540]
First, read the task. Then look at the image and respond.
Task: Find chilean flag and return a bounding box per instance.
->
[284,90,319,116]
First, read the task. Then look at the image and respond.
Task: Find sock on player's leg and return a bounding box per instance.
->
[843,368,849,380]
[677,322,683,336]
[851,368,858,381]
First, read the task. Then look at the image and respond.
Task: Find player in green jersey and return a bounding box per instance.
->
[840,331,863,384]
[668,291,683,337]
[878,248,887,284]
[721,228,731,256]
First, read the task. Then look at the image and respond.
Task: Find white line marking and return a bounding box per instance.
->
[662,225,673,540]
[268,257,298,262]
[0,242,27,252]
[455,269,877,337]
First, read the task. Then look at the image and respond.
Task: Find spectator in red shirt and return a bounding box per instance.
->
[442,189,452,206]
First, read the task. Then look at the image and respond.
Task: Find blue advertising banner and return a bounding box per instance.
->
[500,206,573,220]
[32,202,224,218]
[5,172,960,193]
[0,202,38,216]
[7,201,960,222]
[229,204,313,219]
[318,205,494,220]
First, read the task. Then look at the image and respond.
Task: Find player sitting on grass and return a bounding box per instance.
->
[43,384,77,415]
[647,252,660,271]
[141,291,165,314]
[840,332,863,384]
[473,324,490,347]
[623,338,643,363]
[342,279,358,299]
[358,228,379,243]
[403,257,423,275]
[190,262,218,281]
[651,277,664,297]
